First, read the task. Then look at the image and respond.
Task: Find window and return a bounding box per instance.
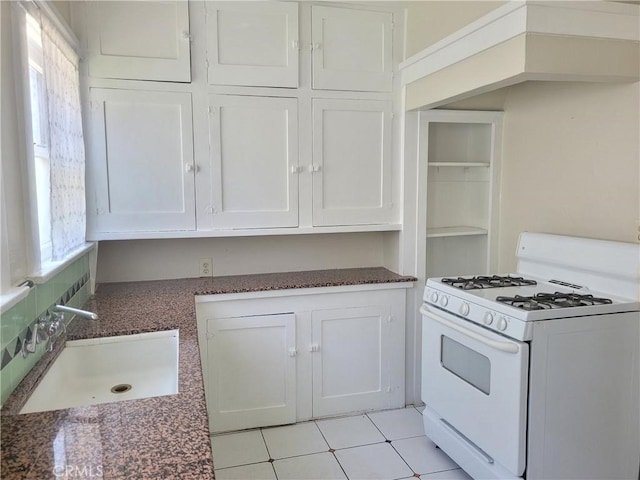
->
[12,3,87,278]
[26,12,52,264]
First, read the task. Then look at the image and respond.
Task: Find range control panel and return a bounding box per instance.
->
[423,286,532,342]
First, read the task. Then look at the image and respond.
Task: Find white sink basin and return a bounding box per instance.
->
[20,329,179,414]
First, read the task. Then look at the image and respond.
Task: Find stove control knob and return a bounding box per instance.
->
[497,317,508,331]
[459,302,470,316]
[440,296,449,307]
[430,292,439,303]
[484,312,494,325]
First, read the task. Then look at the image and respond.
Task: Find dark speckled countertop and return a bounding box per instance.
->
[0,267,415,479]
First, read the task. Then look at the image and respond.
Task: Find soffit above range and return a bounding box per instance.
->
[400,1,640,111]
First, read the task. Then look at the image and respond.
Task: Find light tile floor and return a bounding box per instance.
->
[212,406,471,480]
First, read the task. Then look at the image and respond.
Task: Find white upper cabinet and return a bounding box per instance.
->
[78,1,402,238]
[86,1,191,82]
[311,5,393,92]
[206,2,299,88]
[312,99,393,226]
[207,95,299,229]
[86,88,196,235]
[206,96,392,230]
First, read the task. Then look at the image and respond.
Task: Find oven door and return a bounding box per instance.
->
[420,304,529,476]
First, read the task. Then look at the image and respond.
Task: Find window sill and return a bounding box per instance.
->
[28,242,96,284]
[0,243,95,313]
[0,286,32,314]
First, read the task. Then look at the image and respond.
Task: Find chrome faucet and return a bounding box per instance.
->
[22,318,47,358]
[53,305,99,321]
[44,311,67,352]
[21,306,99,358]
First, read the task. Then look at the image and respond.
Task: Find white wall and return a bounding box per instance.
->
[497,80,640,270]
[96,233,386,283]
[404,1,505,59]
[50,1,71,26]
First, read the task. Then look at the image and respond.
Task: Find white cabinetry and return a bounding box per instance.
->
[196,285,408,433]
[205,96,392,229]
[312,99,392,226]
[86,1,191,82]
[311,305,400,417]
[207,95,299,229]
[422,110,502,277]
[206,2,299,88]
[311,5,393,92]
[85,88,196,233]
[205,2,393,92]
[78,1,402,239]
[205,313,296,432]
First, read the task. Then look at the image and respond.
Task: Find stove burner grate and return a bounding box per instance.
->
[496,292,613,311]
[442,275,537,290]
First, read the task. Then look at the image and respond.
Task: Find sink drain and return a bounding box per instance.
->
[110,383,132,394]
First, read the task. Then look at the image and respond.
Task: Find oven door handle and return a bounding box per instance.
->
[420,305,519,354]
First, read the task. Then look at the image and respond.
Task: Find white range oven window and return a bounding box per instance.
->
[441,335,491,395]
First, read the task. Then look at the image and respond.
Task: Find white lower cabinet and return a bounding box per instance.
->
[205,313,297,432]
[311,305,399,418]
[196,286,407,433]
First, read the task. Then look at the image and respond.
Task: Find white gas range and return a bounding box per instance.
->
[420,233,640,479]
[424,273,639,342]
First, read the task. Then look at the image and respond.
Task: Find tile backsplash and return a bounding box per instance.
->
[0,254,91,405]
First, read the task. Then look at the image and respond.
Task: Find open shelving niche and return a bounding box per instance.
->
[421,111,502,279]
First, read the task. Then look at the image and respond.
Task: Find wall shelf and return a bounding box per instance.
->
[428,162,489,168]
[427,226,487,238]
[422,110,503,278]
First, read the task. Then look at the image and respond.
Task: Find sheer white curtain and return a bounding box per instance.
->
[40,13,86,261]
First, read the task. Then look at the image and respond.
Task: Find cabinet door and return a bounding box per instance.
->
[312,99,392,226]
[311,6,393,92]
[86,89,195,234]
[208,95,299,229]
[311,305,402,418]
[206,313,297,433]
[86,1,191,82]
[206,2,299,87]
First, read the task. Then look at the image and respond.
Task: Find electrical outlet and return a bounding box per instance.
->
[199,258,213,277]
